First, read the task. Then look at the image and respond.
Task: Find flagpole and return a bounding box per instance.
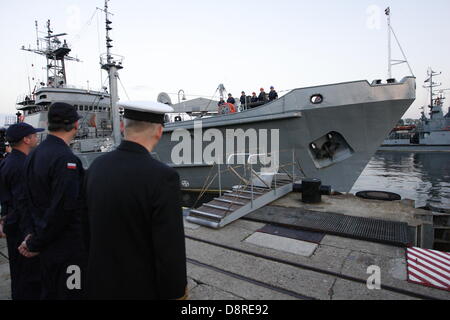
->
[387,7,392,79]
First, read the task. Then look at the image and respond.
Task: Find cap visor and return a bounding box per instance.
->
[34,128,45,133]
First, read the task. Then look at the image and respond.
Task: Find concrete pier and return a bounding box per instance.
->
[183,218,449,300]
[0,193,448,300]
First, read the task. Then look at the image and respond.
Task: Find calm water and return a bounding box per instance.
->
[351,152,450,209]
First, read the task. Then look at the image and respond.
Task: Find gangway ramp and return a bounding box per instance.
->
[187,178,294,229]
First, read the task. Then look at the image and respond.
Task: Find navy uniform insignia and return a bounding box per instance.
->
[67,163,77,170]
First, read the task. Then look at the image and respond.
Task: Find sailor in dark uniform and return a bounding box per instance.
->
[227,93,236,105]
[18,103,87,300]
[217,97,226,107]
[240,91,251,110]
[258,88,268,103]
[250,92,258,104]
[0,123,44,300]
[268,86,278,101]
[84,101,187,300]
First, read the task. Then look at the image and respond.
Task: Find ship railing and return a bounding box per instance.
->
[30,82,108,94]
[16,94,35,106]
[62,84,108,93]
[100,53,125,67]
[228,150,302,208]
[191,149,305,210]
[76,130,113,140]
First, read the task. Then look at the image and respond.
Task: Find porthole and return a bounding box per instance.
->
[310,94,323,104]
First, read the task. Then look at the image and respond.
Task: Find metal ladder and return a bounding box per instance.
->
[186,152,297,229]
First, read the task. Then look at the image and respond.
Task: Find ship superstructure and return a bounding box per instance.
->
[17,19,113,153]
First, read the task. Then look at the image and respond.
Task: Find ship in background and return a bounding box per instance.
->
[14,1,417,194]
[16,19,115,153]
[380,70,450,152]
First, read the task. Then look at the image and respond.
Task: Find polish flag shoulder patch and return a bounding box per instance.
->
[67,163,77,170]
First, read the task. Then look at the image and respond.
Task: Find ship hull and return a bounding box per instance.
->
[379,145,450,153]
[159,100,413,193]
[77,77,416,193]
[380,129,450,152]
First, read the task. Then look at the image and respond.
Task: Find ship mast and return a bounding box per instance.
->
[99,0,123,146]
[21,20,80,88]
[423,68,442,119]
[387,7,392,79]
[385,7,414,79]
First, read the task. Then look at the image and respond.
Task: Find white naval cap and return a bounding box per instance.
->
[118,100,174,124]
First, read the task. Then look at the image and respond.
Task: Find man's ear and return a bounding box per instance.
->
[74,121,79,130]
[22,136,30,146]
[156,124,163,139]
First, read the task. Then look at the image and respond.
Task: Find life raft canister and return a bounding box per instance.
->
[227,103,236,113]
[219,103,236,114]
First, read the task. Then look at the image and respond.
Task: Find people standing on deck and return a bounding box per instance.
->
[84,101,188,300]
[240,91,247,109]
[0,123,44,300]
[19,103,87,300]
[251,92,258,104]
[269,86,278,101]
[258,88,268,103]
[218,97,225,107]
[227,93,236,105]
[239,91,251,110]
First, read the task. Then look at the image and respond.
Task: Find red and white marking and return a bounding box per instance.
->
[406,247,450,292]
[67,163,77,170]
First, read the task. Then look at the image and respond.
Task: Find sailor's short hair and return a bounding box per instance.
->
[48,121,76,133]
[124,118,161,133]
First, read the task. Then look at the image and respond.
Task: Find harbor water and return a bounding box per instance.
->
[351,151,450,209]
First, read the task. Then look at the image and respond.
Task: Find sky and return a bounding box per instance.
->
[1,0,449,121]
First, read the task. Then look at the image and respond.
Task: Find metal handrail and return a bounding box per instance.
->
[193,149,302,211]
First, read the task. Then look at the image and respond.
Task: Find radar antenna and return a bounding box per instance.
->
[21,20,81,88]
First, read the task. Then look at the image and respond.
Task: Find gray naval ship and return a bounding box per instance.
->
[17,19,114,154]
[380,69,450,152]
[17,1,417,194]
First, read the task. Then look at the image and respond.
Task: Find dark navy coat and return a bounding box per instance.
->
[24,134,86,299]
[24,134,86,255]
[258,91,268,102]
[0,149,41,300]
[269,90,278,101]
[0,149,28,229]
[84,140,187,300]
[227,97,236,105]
